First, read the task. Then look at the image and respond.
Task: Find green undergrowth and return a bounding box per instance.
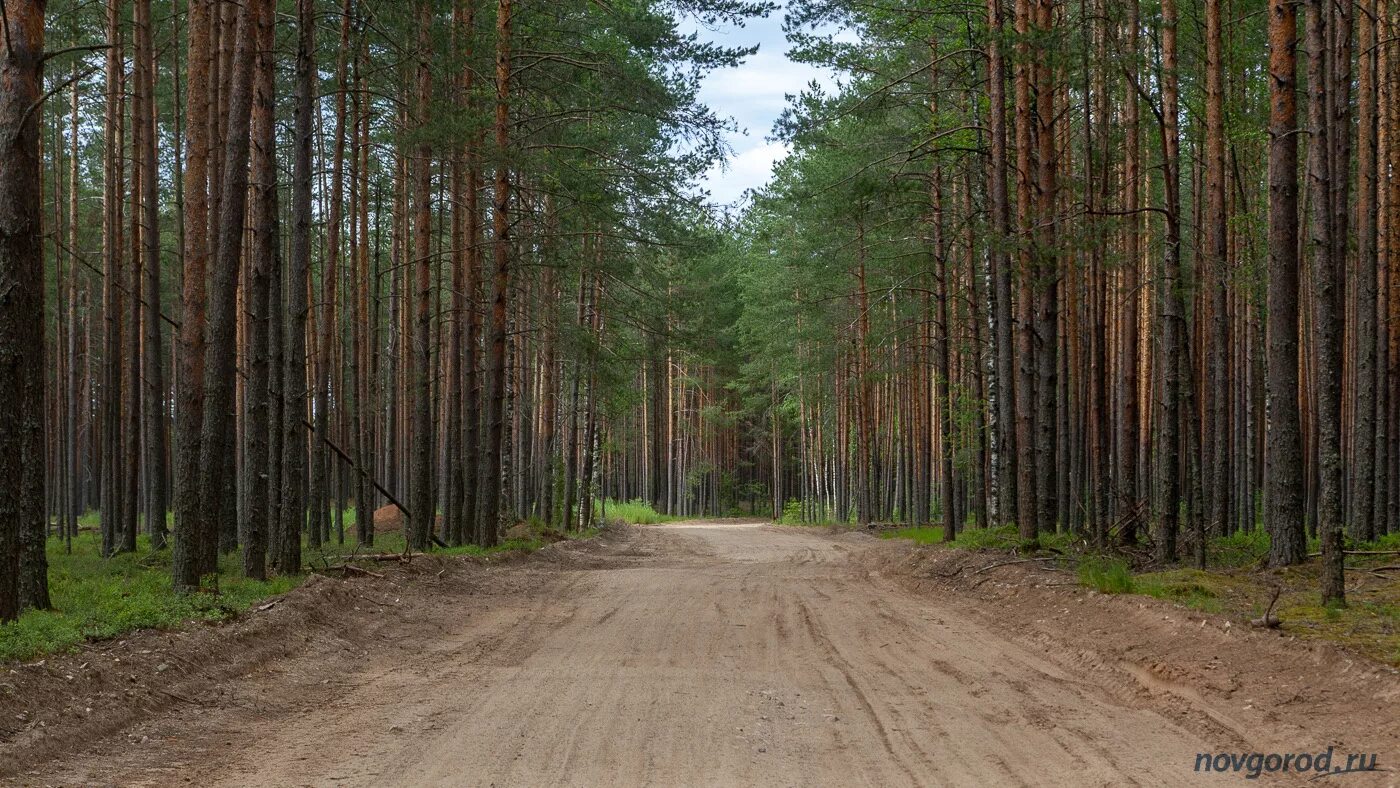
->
[775,500,848,526]
[1077,559,1232,613]
[877,518,1398,664]
[879,526,944,544]
[1078,535,1400,665]
[597,498,682,525]
[880,523,1075,553]
[1,512,580,664]
[306,528,547,566]
[0,532,297,663]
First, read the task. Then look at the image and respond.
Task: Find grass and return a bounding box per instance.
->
[596,499,681,525]
[876,517,1397,664]
[1073,532,1399,663]
[0,531,298,663]
[879,522,1076,553]
[1077,557,1136,595]
[0,510,581,664]
[879,526,944,544]
[304,527,546,565]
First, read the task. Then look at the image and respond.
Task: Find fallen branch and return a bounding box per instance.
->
[932,562,973,579]
[1250,586,1282,629]
[357,553,425,562]
[971,557,1063,575]
[330,564,385,579]
[1306,549,1400,558]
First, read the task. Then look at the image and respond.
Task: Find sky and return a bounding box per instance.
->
[681,6,840,207]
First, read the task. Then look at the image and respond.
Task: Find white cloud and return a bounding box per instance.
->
[704,141,790,205]
[679,4,842,208]
[677,1,840,209]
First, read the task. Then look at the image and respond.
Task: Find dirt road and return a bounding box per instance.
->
[6,522,1397,786]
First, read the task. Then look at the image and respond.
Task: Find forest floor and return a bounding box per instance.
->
[2,521,1398,786]
[868,523,1400,667]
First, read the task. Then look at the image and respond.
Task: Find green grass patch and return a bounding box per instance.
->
[596,499,681,525]
[773,499,847,526]
[1078,557,1136,594]
[1207,529,1271,568]
[304,527,546,565]
[1076,561,1227,612]
[877,522,1075,552]
[950,524,1074,552]
[1131,569,1230,613]
[3,510,582,664]
[1365,532,1400,552]
[879,526,944,544]
[0,532,298,663]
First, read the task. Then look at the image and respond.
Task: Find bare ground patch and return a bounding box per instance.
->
[856,537,1400,776]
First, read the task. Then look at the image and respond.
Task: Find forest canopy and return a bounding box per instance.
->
[1,0,1397,620]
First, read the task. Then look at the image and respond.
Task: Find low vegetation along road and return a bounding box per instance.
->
[5,522,1397,786]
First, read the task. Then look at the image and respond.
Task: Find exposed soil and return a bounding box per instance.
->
[2,522,1396,786]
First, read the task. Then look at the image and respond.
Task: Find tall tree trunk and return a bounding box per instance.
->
[309,0,354,551]
[1118,0,1143,542]
[1032,0,1058,539]
[1013,0,1037,543]
[537,205,558,525]
[173,0,214,591]
[1265,0,1307,566]
[1154,0,1185,563]
[353,48,374,547]
[1353,0,1379,542]
[478,0,513,547]
[1307,0,1346,604]
[123,38,141,556]
[66,77,80,546]
[409,0,436,552]
[243,0,277,579]
[986,0,1017,529]
[135,0,167,549]
[463,110,483,545]
[198,0,256,575]
[100,0,124,559]
[279,0,316,575]
[0,0,49,619]
[1204,0,1231,545]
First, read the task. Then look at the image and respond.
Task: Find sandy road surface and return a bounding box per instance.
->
[6,522,1395,786]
